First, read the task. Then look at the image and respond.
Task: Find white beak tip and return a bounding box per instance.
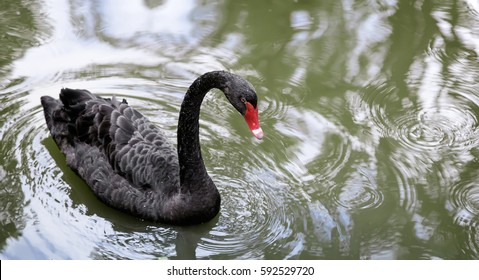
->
[252,128,264,139]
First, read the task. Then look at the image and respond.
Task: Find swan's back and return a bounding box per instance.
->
[41,89,181,221]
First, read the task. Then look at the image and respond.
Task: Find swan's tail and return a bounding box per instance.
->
[40,95,62,129]
[59,88,97,111]
[41,89,96,155]
[41,88,97,130]
[41,88,95,123]
[42,89,107,164]
[40,95,74,153]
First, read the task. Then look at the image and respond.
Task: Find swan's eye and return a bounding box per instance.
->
[240,97,246,104]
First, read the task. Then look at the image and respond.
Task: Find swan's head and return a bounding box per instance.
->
[223,74,264,140]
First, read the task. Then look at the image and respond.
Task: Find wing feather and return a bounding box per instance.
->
[55,89,180,193]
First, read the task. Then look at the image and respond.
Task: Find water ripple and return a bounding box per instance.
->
[392,161,418,213]
[363,83,479,154]
[308,134,352,186]
[200,174,292,259]
[394,104,478,152]
[463,227,479,259]
[449,180,479,227]
[446,169,479,259]
[329,180,384,210]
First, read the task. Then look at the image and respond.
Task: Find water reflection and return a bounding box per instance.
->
[1,0,479,259]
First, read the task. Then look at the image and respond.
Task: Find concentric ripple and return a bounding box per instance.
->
[390,160,418,213]
[363,83,479,154]
[309,133,352,185]
[448,177,479,259]
[393,104,478,152]
[328,169,384,210]
[449,180,479,227]
[199,173,293,259]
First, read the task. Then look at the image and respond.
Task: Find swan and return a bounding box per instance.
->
[40,71,263,225]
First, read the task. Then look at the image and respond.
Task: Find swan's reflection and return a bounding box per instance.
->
[173,217,219,260]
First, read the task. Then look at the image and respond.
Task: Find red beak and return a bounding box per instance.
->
[244,102,263,139]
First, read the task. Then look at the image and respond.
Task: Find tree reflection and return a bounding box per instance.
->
[0,0,41,254]
[208,0,479,258]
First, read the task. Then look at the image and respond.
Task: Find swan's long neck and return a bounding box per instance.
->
[177,71,229,188]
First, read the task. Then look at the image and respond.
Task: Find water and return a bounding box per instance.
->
[1,0,479,259]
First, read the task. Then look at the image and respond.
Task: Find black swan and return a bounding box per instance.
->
[40,71,263,225]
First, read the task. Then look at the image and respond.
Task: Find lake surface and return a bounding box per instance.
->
[1,0,479,259]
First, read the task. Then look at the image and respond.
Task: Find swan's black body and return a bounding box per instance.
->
[41,71,261,225]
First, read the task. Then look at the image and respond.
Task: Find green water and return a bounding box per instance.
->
[1,0,479,259]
